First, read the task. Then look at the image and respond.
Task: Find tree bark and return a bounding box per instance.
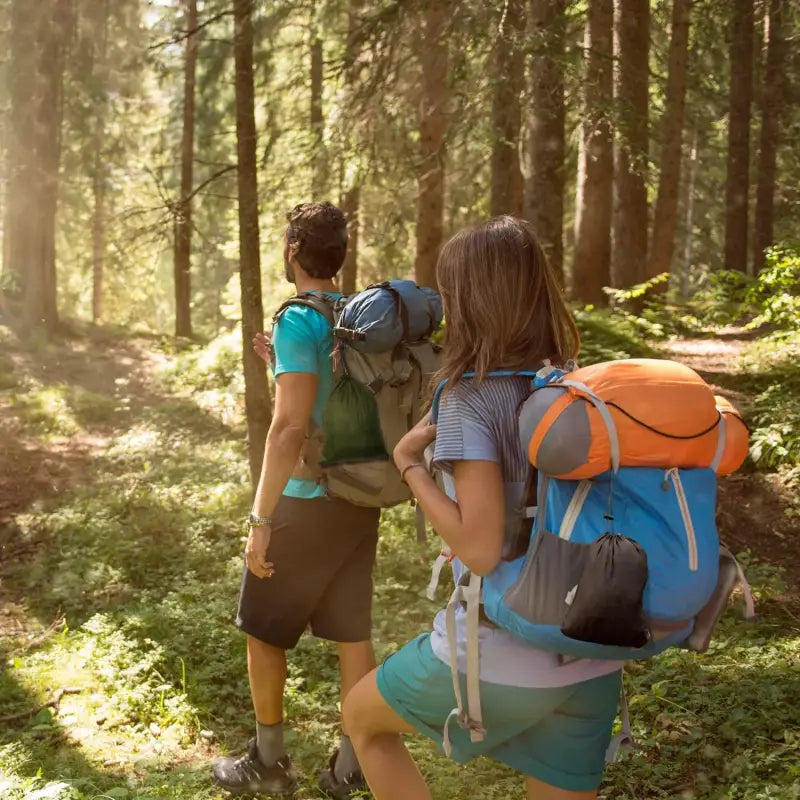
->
[752,0,785,274]
[338,0,364,293]
[24,0,74,335]
[414,3,449,290]
[490,0,524,217]
[647,0,691,283]
[173,0,198,338]
[310,1,326,199]
[339,185,359,294]
[233,0,272,488]
[681,128,698,298]
[91,0,109,324]
[572,0,613,303]
[723,0,755,273]
[4,0,38,296]
[524,0,567,283]
[612,0,649,289]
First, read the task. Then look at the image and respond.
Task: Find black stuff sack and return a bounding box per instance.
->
[321,375,388,465]
[561,532,650,648]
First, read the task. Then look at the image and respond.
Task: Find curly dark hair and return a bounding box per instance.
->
[285,202,348,279]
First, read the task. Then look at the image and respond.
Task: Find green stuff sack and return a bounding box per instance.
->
[321,375,388,466]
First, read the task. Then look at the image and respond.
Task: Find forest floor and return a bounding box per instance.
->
[0,321,798,800]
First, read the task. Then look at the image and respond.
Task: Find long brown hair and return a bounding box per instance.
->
[434,216,579,389]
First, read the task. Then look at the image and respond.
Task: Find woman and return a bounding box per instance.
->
[343,217,624,800]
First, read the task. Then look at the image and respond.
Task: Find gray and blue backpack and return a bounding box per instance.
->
[428,360,756,760]
[272,279,442,512]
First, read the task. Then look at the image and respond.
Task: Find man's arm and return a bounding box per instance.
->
[246,371,317,578]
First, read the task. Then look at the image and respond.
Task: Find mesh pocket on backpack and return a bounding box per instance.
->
[503,532,592,626]
[321,375,388,466]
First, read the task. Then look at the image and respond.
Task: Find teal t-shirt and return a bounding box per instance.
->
[272,293,341,498]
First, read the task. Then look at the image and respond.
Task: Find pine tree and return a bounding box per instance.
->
[648,0,691,283]
[233,0,272,486]
[524,0,567,282]
[572,0,613,303]
[173,0,199,338]
[490,0,524,216]
[414,2,449,290]
[612,0,649,288]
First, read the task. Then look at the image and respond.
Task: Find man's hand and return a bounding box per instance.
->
[245,525,275,579]
[253,332,274,364]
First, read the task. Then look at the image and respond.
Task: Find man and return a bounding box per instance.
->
[212,202,380,798]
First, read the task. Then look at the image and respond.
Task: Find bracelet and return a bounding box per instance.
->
[400,462,426,484]
[248,512,273,527]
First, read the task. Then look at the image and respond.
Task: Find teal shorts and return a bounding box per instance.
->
[376,634,622,792]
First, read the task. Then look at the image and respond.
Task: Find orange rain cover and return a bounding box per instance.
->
[526,359,749,478]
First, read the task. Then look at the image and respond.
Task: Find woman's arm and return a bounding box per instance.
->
[394,423,506,576]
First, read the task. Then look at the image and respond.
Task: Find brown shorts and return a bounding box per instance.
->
[236,494,380,649]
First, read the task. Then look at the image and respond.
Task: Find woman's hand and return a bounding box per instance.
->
[393,412,437,472]
[253,332,274,364]
[245,525,275,579]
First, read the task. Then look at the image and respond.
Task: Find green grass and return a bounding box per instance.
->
[1,330,799,799]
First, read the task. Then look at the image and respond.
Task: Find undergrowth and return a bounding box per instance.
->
[2,321,799,799]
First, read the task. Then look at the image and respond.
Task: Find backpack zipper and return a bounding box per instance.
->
[558,480,592,540]
[665,468,698,571]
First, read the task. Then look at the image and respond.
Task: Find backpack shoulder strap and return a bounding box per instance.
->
[272,292,337,327]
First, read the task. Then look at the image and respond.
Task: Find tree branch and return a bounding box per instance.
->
[0,687,82,725]
[148,10,232,51]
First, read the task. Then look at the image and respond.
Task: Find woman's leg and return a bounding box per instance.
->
[343,668,432,800]
[525,776,598,800]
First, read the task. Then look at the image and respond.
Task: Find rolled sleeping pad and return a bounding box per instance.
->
[518,358,749,479]
[335,280,443,353]
[713,394,749,475]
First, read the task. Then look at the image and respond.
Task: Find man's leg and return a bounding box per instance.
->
[248,635,288,764]
[310,501,381,796]
[325,638,377,787]
[338,639,376,732]
[214,497,329,795]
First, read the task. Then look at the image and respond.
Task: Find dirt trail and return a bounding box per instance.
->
[0,327,169,637]
[660,331,798,591]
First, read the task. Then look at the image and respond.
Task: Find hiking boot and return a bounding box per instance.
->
[212,738,297,797]
[317,749,370,799]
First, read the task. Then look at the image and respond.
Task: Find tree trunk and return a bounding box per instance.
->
[572,0,613,303]
[338,0,364,293]
[4,0,38,297]
[524,0,567,283]
[723,0,755,273]
[647,0,691,283]
[310,1,326,199]
[725,0,754,272]
[339,185,359,294]
[91,0,109,324]
[414,3,449,290]
[681,128,698,298]
[24,0,74,336]
[233,0,272,488]
[490,0,524,217]
[173,0,198,338]
[612,0,649,289]
[752,0,785,274]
